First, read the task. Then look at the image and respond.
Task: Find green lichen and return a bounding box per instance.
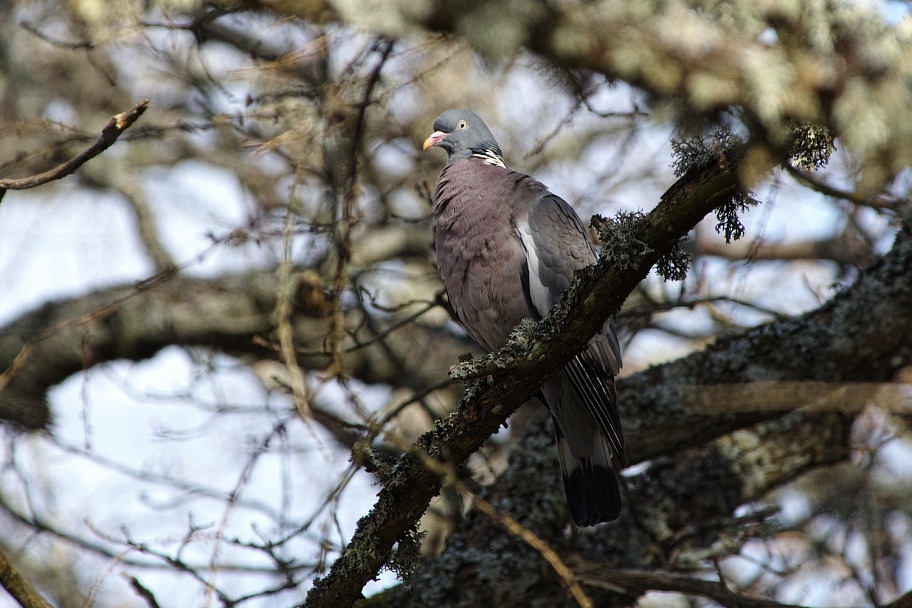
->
[592,210,653,269]
[670,128,743,177]
[655,236,692,281]
[788,121,834,171]
[384,524,427,580]
[352,438,399,485]
[715,190,760,243]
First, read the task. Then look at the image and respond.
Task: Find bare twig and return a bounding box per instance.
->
[374,425,594,608]
[204,419,291,607]
[694,229,875,267]
[124,575,162,608]
[0,99,149,201]
[277,218,314,420]
[469,493,593,608]
[783,164,899,211]
[325,39,394,377]
[19,20,94,49]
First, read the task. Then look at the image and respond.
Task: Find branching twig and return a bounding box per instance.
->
[469,493,593,608]
[576,564,912,608]
[783,164,898,211]
[0,99,149,202]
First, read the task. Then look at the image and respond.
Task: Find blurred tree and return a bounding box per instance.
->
[0,1,911,607]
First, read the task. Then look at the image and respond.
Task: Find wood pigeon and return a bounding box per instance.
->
[424,109,625,526]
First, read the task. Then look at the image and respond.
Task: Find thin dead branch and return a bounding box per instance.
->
[0,100,149,201]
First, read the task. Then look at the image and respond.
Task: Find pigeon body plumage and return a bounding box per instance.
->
[424,109,625,526]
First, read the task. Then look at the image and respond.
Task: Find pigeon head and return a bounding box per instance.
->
[423,109,505,166]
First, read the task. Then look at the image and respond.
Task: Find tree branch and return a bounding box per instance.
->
[621,226,912,463]
[578,566,912,608]
[0,99,148,201]
[381,391,853,606]
[683,381,912,416]
[574,564,810,608]
[694,230,875,267]
[325,0,912,188]
[0,270,467,429]
[0,547,54,608]
[303,141,756,607]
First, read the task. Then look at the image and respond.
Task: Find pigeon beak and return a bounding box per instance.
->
[423,131,447,150]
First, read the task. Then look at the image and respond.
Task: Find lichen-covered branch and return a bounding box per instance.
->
[621,227,912,462]
[303,134,774,607]
[380,403,853,606]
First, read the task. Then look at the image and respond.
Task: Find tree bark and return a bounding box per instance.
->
[0,547,54,608]
[377,227,912,607]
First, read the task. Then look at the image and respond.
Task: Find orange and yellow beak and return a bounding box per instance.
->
[423,130,447,150]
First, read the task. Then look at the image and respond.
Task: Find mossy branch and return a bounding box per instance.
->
[304,114,842,606]
[303,134,765,607]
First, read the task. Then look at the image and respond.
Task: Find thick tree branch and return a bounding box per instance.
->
[0,270,467,429]
[379,233,912,605]
[683,381,912,416]
[621,227,912,463]
[303,142,759,606]
[382,399,853,606]
[0,99,148,201]
[576,567,912,608]
[574,565,811,608]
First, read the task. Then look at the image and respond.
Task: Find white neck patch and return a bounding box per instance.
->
[472,148,507,168]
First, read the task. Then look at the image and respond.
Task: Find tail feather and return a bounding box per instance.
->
[554,422,621,526]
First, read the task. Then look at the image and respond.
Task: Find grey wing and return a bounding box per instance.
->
[516,193,626,465]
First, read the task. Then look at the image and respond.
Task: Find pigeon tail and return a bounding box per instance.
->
[554,422,621,526]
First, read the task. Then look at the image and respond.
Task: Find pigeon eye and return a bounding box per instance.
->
[458,120,468,129]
